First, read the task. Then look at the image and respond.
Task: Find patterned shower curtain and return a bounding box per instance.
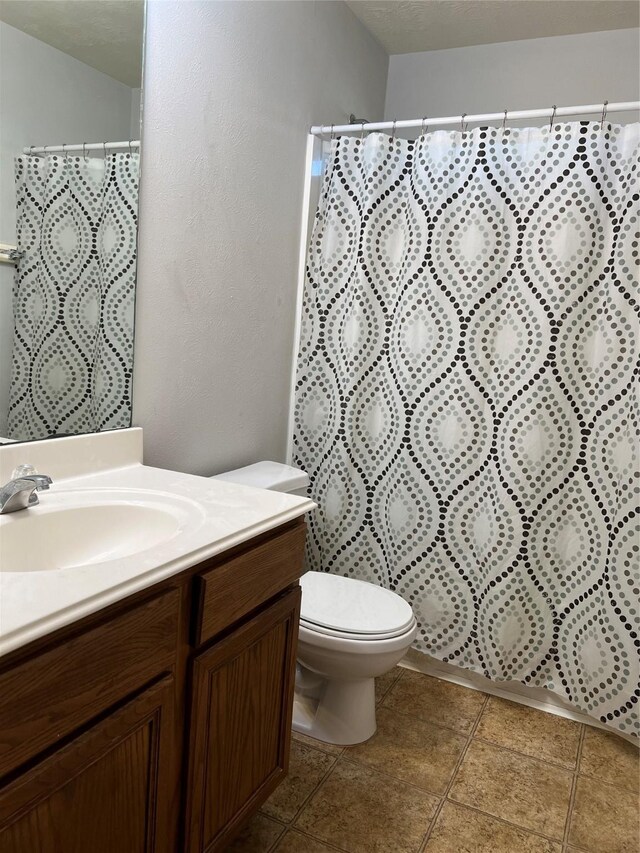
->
[8,152,139,440]
[293,122,639,737]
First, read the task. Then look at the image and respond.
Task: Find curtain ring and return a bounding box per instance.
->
[62,143,68,160]
[82,142,88,161]
[461,113,467,135]
[421,117,428,137]
[103,141,107,157]
[391,119,397,140]
[549,105,557,131]
[128,139,133,157]
[360,121,365,141]
[29,146,34,157]
[502,109,508,134]
[600,100,608,127]
[330,124,335,141]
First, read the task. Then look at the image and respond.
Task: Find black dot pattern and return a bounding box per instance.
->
[8,152,139,440]
[293,123,640,738]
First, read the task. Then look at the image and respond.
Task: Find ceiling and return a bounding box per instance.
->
[1,0,637,82]
[345,0,640,54]
[0,0,144,87]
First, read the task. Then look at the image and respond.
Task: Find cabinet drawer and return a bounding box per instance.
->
[0,589,179,778]
[193,522,306,646]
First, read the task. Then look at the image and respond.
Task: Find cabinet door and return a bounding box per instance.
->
[0,676,175,853]
[185,587,301,853]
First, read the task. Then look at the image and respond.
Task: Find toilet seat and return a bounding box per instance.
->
[299,571,415,640]
[300,619,415,643]
[298,618,417,657]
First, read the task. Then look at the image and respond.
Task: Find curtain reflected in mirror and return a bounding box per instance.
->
[7,152,139,441]
[0,0,144,444]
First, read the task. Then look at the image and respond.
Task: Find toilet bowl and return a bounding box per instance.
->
[295,570,417,744]
[212,461,417,745]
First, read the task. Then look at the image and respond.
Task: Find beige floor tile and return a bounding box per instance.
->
[295,759,439,853]
[347,706,466,794]
[475,696,581,768]
[568,775,640,853]
[293,729,344,756]
[225,813,285,852]
[449,739,573,839]
[579,726,639,793]
[424,801,562,853]
[375,667,402,704]
[274,829,339,853]
[381,670,485,734]
[261,741,336,823]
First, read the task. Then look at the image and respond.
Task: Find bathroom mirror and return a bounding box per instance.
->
[0,0,145,444]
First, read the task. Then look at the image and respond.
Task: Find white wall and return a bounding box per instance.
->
[0,22,137,436]
[130,88,142,138]
[385,28,640,124]
[133,0,388,474]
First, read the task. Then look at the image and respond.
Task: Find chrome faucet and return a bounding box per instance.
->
[0,471,53,514]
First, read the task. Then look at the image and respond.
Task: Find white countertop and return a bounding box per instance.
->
[0,459,314,658]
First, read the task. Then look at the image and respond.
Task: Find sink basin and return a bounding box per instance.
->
[0,488,205,572]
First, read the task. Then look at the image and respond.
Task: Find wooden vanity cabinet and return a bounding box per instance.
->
[0,676,176,853]
[185,587,300,853]
[0,518,307,853]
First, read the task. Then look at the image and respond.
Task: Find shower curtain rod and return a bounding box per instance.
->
[310,101,640,135]
[23,140,140,155]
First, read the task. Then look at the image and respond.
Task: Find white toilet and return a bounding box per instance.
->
[213,461,417,745]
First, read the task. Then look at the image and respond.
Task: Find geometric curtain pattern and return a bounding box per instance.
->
[293,123,639,736]
[8,152,139,440]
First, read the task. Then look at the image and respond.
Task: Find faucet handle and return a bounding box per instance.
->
[11,463,38,480]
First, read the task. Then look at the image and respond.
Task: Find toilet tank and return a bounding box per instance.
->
[212,461,310,497]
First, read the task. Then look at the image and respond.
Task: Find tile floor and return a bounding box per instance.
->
[227,667,639,853]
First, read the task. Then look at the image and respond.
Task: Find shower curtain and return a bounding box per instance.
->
[293,122,639,736]
[8,152,139,440]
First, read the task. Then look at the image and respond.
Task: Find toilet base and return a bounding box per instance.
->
[292,666,377,745]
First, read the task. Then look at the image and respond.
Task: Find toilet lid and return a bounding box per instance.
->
[299,572,415,638]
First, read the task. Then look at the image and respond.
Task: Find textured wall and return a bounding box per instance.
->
[134,1,388,474]
[0,22,135,437]
[385,28,640,123]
